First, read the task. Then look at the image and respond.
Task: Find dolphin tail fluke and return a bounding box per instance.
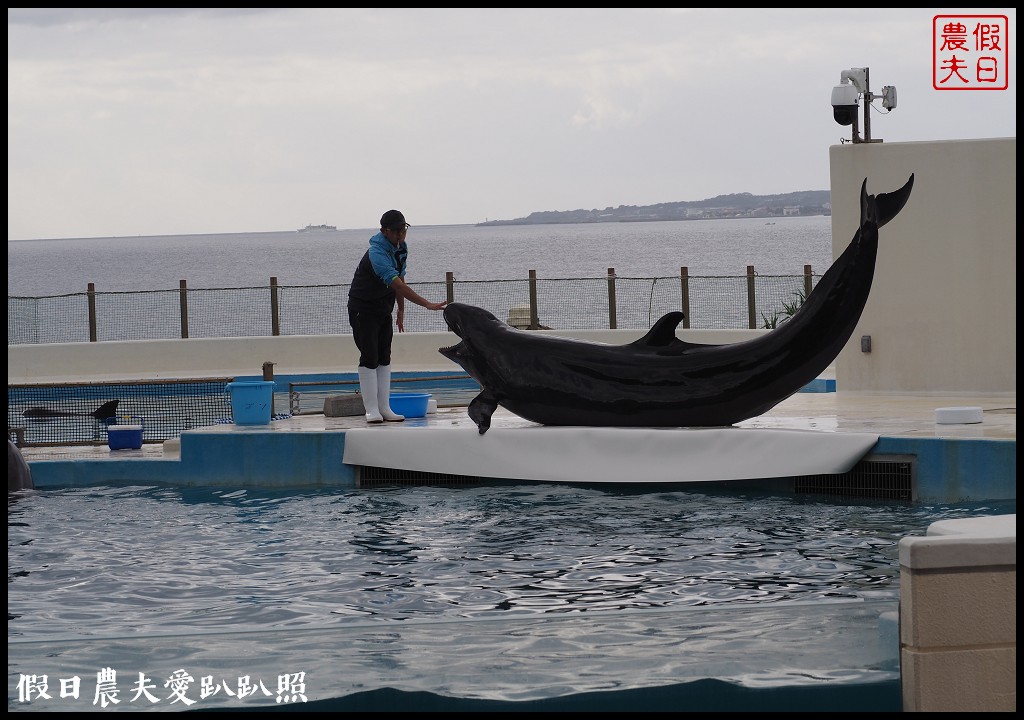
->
[859,178,878,231]
[91,399,121,421]
[874,173,914,228]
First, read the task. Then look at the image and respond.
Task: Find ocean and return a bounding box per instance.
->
[7,216,834,297]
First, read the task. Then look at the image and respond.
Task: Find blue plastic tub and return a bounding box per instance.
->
[389,393,431,418]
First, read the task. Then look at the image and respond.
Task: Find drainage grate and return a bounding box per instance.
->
[358,465,489,488]
[794,454,916,501]
[358,454,917,500]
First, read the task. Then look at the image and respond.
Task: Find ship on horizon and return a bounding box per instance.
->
[297,223,337,233]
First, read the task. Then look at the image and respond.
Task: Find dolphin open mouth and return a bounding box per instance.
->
[438,340,463,358]
[439,304,466,357]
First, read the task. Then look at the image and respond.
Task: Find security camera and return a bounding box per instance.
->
[831,81,859,126]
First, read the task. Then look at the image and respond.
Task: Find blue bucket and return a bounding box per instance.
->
[226,381,274,425]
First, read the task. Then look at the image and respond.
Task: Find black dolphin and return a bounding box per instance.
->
[9,439,34,491]
[22,399,120,422]
[439,175,915,434]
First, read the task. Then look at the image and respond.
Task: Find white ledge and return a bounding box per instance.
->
[899,514,1016,570]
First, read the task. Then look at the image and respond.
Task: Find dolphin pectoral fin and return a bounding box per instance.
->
[468,391,499,435]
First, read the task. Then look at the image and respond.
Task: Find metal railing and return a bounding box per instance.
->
[287,374,479,416]
[7,266,818,345]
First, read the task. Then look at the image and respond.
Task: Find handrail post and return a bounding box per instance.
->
[606,267,617,329]
[746,265,756,329]
[680,266,690,329]
[804,264,813,298]
[179,279,189,339]
[87,282,98,342]
[270,277,280,336]
[528,269,539,330]
[445,271,455,304]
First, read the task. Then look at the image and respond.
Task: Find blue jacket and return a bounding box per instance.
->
[347,232,408,313]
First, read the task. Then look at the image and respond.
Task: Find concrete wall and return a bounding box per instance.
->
[829,138,1016,393]
[898,514,1016,711]
[6,328,767,385]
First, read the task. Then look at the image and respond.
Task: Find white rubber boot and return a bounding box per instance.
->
[357,366,383,423]
[376,365,405,422]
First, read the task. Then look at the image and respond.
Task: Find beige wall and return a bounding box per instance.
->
[829,138,1016,392]
[7,328,767,385]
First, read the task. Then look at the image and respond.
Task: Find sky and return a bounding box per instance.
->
[7,8,1017,241]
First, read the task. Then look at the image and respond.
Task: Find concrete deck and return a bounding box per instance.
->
[18,389,1016,464]
[15,389,1015,504]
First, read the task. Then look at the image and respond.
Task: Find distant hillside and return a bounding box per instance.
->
[478,190,831,226]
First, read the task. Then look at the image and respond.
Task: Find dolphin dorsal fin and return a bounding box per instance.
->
[630,312,685,348]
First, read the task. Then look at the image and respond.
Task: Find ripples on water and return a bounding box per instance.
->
[7,483,1013,641]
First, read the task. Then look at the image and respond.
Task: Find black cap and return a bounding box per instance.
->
[380,209,410,230]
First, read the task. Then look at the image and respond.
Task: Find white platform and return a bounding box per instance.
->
[342,426,880,484]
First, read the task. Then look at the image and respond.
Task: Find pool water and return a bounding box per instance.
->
[8,484,1015,711]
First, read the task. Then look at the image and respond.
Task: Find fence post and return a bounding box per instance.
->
[528,270,540,330]
[87,283,98,342]
[270,277,280,336]
[804,264,813,298]
[607,268,617,329]
[680,267,690,329]
[179,280,189,339]
[746,265,756,329]
[445,271,455,304]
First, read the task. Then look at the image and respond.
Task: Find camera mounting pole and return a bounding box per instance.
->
[836,67,895,144]
[857,68,876,143]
